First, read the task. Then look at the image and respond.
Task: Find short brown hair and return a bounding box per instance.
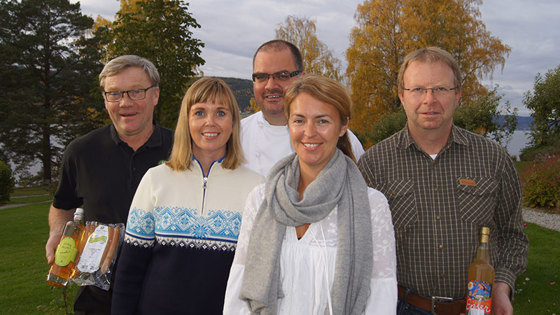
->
[166,77,244,171]
[252,39,303,72]
[397,47,462,91]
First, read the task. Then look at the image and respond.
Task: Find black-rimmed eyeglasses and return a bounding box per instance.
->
[252,70,302,83]
[103,85,157,102]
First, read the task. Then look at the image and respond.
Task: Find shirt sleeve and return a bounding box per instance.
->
[223,185,264,315]
[111,169,157,315]
[493,154,528,290]
[364,188,397,314]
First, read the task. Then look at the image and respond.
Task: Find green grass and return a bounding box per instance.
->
[0,204,78,314]
[10,186,51,197]
[513,223,560,314]
[0,188,558,314]
[7,195,52,205]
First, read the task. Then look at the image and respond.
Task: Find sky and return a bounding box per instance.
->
[75,0,560,116]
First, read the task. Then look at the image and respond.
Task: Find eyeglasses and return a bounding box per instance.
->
[103,85,157,102]
[402,87,457,98]
[252,70,302,83]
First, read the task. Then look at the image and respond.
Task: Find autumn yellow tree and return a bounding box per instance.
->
[276,15,342,80]
[347,0,510,144]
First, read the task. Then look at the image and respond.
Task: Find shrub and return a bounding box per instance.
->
[0,160,15,204]
[520,154,560,211]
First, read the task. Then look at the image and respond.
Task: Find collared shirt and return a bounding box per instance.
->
[241,111,366,177]
[53,123,173,224]
[358,125,528,298]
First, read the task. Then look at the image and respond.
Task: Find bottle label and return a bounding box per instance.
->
[466,280,492,315]
[54,236,77,267]
[77,225,109,273]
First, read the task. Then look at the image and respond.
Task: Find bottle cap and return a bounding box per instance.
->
[74,207,84,219]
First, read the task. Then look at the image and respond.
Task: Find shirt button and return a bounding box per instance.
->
[440,273,445,279]
[439,244,444,250]
[436,215,441,220]
[434,187,438,191]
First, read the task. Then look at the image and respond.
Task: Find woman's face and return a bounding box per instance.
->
[189,102,233,161]
[288,93,347,175]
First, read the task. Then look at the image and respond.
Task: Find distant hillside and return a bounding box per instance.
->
[495,115,533,131]
[215,77,253,112]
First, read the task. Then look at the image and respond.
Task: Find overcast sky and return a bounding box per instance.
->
[75,0,560,116]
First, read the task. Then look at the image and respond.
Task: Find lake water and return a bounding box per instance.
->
[506,130,532,159]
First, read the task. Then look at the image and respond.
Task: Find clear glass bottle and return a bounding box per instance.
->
[46,208,85,287]
[466,227,495,315]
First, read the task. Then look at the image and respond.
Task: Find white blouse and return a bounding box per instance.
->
[223,184,398,315]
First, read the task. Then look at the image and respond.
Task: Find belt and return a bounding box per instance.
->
[398,285,466,315]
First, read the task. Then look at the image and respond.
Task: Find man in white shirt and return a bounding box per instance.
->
[242,40,365,176]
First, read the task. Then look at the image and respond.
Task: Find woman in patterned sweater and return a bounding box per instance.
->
[112,78,262,315]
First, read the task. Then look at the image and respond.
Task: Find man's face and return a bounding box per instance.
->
[253,49,301,125]
[399,60,461,136]
[103,67,159,139]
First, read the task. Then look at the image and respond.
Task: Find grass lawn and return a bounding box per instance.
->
[0,190,558,314]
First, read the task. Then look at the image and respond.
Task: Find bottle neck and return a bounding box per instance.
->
[477,242,490,262]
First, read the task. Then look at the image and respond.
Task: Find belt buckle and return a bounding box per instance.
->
[431,296,453,314]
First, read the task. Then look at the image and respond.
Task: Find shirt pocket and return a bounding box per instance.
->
[456,177,498,225]
[383,179,417,231]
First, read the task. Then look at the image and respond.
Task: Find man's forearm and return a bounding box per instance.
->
[48,204,75,235]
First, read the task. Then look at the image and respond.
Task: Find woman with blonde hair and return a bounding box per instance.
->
[224,75,397,314]
[112,77,262,314]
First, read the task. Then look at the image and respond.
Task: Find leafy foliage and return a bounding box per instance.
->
[97,0,205,128]
[346,0,511,142]
[454,88,517,146]
[520,153,560,210]
[361,107,407,148]
[0,0,105,184]
[523,65,560,147]
[276,15,342,81]
[0,161,14,204]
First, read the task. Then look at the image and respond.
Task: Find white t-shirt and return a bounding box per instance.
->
[241,111,366,177]
[223,184,398,315]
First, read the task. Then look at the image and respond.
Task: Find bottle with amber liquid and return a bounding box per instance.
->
[46,208,85,287]
[466,227,495,315]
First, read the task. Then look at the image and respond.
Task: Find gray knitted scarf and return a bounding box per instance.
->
[240,149,373,315]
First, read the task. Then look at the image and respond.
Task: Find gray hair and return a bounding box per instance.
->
[99,55,160,90]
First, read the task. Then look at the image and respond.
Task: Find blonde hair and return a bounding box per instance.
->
[284,74,356,162]
[166,77,244,171]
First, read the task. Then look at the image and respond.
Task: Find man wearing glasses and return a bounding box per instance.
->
[45,55,173,314]
[241,39,365,176]
[358,47,527,315]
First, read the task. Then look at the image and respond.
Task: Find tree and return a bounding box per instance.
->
[276,16,342,81]
[454,88,517,146]
[97,0,205,128]
[346,0,511,142]
[0,0,104,184]
[523,65,560,146]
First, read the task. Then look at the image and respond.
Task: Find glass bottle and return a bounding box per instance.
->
[466,227,495,315]
[46,208,85,287]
